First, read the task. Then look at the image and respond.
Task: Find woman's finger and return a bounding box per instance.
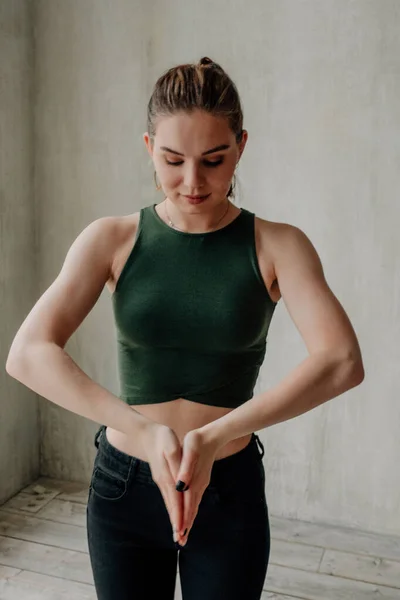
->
[180,492,200,545]
[182,488,195,533]
[168,484,184,541]
[155,479,183,540]
[164,451,185,540]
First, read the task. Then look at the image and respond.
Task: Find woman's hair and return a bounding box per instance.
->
[147,57,244,198]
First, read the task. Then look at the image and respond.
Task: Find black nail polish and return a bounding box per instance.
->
[175,541,182,550]
[176,480,186,492]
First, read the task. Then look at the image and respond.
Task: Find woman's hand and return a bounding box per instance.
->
[139,422,185,544]
[138,423,221,547]
[174,428,221,546]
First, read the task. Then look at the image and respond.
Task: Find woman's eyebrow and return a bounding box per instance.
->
[159,144,230,156]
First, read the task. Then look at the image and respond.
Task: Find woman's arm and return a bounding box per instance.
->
[198,223,365,447]
[5,217,155,444]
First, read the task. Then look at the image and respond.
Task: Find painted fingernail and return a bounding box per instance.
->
[176,480,186,492]
[175,541,183,550]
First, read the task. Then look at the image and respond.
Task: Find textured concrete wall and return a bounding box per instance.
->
[9,0,400,534]
[0,0,39,503]
[35,0,152,483]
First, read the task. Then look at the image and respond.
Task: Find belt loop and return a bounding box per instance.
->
[254,434,265,459]
[94,425,105,449]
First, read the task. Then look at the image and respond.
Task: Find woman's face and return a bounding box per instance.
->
[143,110,247,209]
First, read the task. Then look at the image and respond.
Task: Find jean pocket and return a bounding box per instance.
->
[91,465,129,501]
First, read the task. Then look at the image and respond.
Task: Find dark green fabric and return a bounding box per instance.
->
[111,203,277,408]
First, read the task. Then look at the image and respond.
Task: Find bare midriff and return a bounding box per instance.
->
[105,398,252,461]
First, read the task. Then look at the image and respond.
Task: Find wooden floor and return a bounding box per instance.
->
[0,478,400,599]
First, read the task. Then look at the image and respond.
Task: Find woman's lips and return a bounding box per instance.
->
[184,194,211,204]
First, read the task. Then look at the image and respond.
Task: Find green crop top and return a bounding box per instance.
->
[111,203,277,409]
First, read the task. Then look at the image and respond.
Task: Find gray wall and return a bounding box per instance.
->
[0,0,39,503]
[2,0,399,535]
[35,0,152,483]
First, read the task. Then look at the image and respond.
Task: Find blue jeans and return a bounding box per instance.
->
[86,425,270,600]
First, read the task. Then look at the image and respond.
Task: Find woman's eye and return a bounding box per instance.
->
[205,159,223,167]
[165,159,223,167]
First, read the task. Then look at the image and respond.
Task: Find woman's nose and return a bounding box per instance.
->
[183,165,205,189]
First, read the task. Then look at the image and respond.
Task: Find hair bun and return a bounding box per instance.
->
[199,56,214,66]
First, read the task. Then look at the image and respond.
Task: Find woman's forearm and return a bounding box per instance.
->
[5,342,154,438]
[199,351,364,447]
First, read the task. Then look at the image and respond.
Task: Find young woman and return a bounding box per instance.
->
[6,57,364,600]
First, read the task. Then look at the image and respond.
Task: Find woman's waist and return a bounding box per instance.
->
[106,399,252,461]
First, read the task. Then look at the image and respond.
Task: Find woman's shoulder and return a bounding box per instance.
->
[254,212,324,298]
[252,213,316,304]
[93,209,143,251]
[253,212,302,257]
[111,210,141,235]
[253,211,297,233]
[254,212,308,253]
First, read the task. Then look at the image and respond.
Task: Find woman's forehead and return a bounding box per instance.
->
[154,112,234,154]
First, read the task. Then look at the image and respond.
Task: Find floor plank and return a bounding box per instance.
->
[0,510,88,553]
[34,499,87,528]
[56,490,90,505]
[270,515,400,561]
[0,565,21,578]
[270,539,323,572]
[0,535,93,585]
[22,479,89,503]
[0,570,96,600]
[320,548,400,589]
[1,491,58,515]
[265,563,400,599]
[262,595,309,600]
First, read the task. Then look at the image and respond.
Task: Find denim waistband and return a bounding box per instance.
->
[93,424,265,484]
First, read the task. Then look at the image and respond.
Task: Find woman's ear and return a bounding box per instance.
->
[238,129,248,160]
[143,133,153,158]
